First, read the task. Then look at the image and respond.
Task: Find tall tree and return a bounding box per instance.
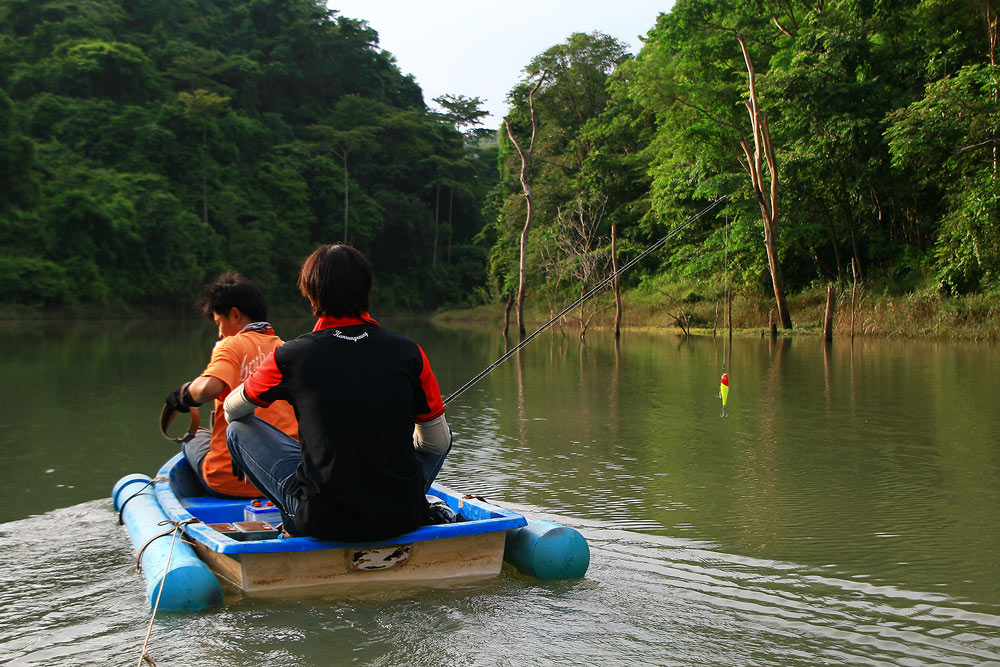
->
[736,33,792,328]
[503,73,545,339]
[179,88,229,224]
[430,94,489,266]
[309,95,383,244]
[433,93,491,140]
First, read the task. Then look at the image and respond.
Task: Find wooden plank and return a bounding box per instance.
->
[198,531,506,594]
[191,542,245,589]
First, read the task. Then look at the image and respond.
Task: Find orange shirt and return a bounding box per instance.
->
[201,329,299,497]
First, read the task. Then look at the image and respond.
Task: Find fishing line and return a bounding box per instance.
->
[719,208,730,418]
[724,208,729,369]
[444,196,728,406]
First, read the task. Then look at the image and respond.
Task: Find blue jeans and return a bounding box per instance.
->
[226,416,451,533]
[226,417,303,530]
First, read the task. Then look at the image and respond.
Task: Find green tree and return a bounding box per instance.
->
[0,88,37,215]
[179,88,230,223]
[309,96,382,244]
[433,93,491,140]
[887,64,1000,292]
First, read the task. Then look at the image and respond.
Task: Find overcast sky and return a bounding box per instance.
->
[326,1,673,128]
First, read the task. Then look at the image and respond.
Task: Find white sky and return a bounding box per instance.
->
[326,1,674,129]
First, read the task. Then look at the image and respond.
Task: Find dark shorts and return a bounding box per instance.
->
[181,429,212,482]
[180,429,250,499]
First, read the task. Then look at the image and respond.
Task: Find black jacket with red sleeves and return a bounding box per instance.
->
[244,314,445,540]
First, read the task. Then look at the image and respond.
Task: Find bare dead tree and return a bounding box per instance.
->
[537,235,568,335]
[736,33,793,329]
[611,223,623,339]
[503,291,514,338]
[503,73,546,339]
[553,195,611,340]
[823,284,836,341]
[657,290,692,337]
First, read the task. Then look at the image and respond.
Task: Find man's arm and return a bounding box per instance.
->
[413,414,450,455]
[165,375,227,413]
[188,375,227,404]
[223,384,257,422]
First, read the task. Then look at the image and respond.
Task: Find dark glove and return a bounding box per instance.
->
[165,381,202,413]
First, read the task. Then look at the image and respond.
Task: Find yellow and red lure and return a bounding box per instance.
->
[719,373,729,417]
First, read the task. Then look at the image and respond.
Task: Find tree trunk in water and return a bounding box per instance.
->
[763,216,792,329]
[503,292,514,338]
[612,223,622,339]
[823,284,836,342]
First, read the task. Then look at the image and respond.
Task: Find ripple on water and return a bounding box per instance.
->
[0,501,151,666]
[577,521,1000,666]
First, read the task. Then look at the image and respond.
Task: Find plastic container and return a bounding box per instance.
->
[243,499,281,524]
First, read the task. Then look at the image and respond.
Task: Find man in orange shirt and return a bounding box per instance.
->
[165,272,298,498]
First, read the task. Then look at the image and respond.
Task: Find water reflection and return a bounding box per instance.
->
[432,327,1000,606]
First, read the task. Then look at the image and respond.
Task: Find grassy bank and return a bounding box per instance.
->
[435,281,1000,341]
[4,280,998,341]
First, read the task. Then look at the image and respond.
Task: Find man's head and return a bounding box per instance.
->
[298,243,373,317]
[198,272,268,338]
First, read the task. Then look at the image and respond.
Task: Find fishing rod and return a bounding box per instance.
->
[443,196,728,406]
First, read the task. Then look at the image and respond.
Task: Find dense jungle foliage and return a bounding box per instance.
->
[0,0,496,310]
[492,0,1000,328]
[2,0,997,319]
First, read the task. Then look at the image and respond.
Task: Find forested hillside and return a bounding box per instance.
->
[493,0,1000,332]
[0,0,495,310]
[3,0,996,323]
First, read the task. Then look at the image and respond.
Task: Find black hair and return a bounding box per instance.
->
[297,244,373,317]
[198,271,268,322]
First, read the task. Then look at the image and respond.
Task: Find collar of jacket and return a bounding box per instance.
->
[312,313,379,331]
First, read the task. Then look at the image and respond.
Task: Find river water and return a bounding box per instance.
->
[1,318,998,666]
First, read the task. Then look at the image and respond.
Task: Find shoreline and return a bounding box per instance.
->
[4,286,998,342]
[432,287,1000,342]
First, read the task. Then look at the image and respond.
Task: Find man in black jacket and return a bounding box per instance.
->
[224,243,450,540]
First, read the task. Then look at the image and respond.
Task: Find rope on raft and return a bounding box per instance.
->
[135,516,199,667]
[117,475,169,525]
[133,517,200,573]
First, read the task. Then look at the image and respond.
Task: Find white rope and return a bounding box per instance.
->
[136,519,190,667]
